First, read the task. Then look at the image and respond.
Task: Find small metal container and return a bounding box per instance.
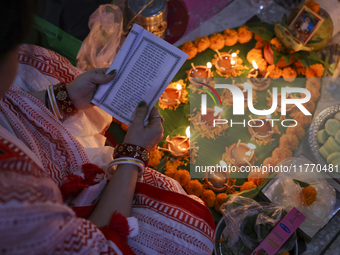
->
[127,0,168,38]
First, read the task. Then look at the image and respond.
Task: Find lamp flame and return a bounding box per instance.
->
[252,60,259,70]
[177,84,182,90]
[231,52,237,58]
[186,126,190,138]
[207,62,212,68]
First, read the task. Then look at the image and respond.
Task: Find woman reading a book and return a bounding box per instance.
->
[0,1,214,254]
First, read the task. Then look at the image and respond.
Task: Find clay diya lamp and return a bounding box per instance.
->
[248,118,274,141]
[163,127,190,157]
[200,107,221,128]
[159,84,182,107]
[205,170,230,192]
[276,93,295,114]
[247,60,271,91]
[188,62,212,85]
[214,52,237,75]
[228,140,256,167]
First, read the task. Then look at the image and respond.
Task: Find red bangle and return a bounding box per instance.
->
[53,83,78,118]
[113,143,150,167]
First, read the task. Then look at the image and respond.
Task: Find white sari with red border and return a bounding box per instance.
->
[0,44,215,254]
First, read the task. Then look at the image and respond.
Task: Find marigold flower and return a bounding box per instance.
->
[255,37,266,49]
[223,29,238,46]
[112,118,129,131]
[302,99,316,113]
[279,134,299,151]
[194,36,210,53]
[267,64,282,79]
[272,146,293,162]
[248,170,269,186]
[240,181,257,191]
[286,124,306,140]
[185,179,204,197]
[270,37,283,52]
[304,0,320,13]
[164,159,181,178]
[262,157,279,168]
[209,33,225,51]
[300,186,317,206]
[305,63,324,78]
[255,58,268,72]
[181,41,197,60]
[294,112,313,128]
[148,147,164,169]
[282,66,297,82]
[238,25,253,44]
[214,193,228,213]
[173,169,191,187]
[308,86,321,102]
[246,48,263,65]
[305,78,321,90]
[201,189,216,207]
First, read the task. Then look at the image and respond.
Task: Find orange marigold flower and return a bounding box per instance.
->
[209,33,225,51]
[270,37,283,52]
[223,29,238,46]
[309,86,321,102]
[185,180,204,197]
[267,64,282,79]
[246,48,263,64]
[181,41,197,60]
[272,147,293,162]
[282,66,297,82]
[148,147,164,169]
[300,186,317,206]
[256,58,268,72]
[194,36,210,53]
[302,99,316,113]
[305,64,324,78]
[294,112,313,128]
[305,78,321,90]
[201,189,216,207]
[255,37,266,49]
[263,157,279,168]
[240,181,257,191]
[164,159,181,178]
[279,134,299,151]
[173,170,191,187]
[304,0,320,13]
[214,193,228,213]
[293,60,306,75]
[248,170,269,186]
[238,25,253,44]
[286,124,306,140]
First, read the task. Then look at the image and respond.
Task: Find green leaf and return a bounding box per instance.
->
[307,36,323,44]
[273,50,282,65]
[281,14,288,25]
[283,54,291,64]
[293,179,310,188]
[294,52,310,68]
[248,26,275,42]
[327,63,337,75]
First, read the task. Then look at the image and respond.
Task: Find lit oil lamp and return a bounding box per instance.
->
[200,107,222,127]
[204,161,230,192]
[214,51,238,75]
[159,83,182,107]
[162,126,190,157]
[247,60,271,91]
[188,62,213,84]
[248,116,274,141]
[227,140,256,167]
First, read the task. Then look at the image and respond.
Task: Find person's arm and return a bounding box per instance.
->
[88,104,163,227]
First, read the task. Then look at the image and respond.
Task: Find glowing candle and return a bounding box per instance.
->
[188,63,212,82]
[214,51,237,74]
[247,60,271,91]
[205,162,230,192]
[163,126,190,157]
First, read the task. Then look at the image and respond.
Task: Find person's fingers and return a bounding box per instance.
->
[148,107,163,125]
[90,68,109,74]
[132,101,148,126]
[87,69,116,84]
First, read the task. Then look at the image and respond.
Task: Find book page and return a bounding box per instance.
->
[92,24,188,126]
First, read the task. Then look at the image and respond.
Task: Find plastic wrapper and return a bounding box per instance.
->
[266,157,337,238]
[76,4,123,71]
[220,196,297,255]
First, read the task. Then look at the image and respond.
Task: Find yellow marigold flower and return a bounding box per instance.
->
[185,180,204,197]
[270,37,283,52]
[223,29,238,47]
[246,48,263,65]
[305,63,324,78]
[201,189,216,207]
[267,64,282,79]
[209,33,225,51]
[173,170,191,187]
[279,134,299,152]
[305,0,320,13]
[194,36,210,53]
[300,186,317,206]
[238,25,253,44]
[240,181,257,191]
[282,66,297,82]
[214,193,228,213]
[148,147,164,169]
[181,41,197,60]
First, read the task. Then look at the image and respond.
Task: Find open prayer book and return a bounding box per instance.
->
[92,24,188,126]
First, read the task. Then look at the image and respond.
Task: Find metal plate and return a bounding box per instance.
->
[309,104,340,165]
